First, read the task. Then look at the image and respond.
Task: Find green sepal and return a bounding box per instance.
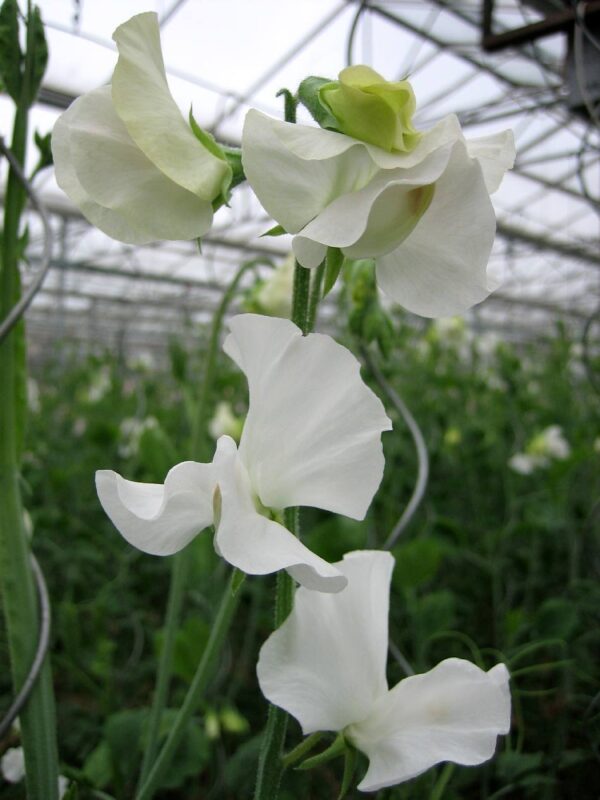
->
[231,568,246,597]
[196,237,203,254]
[323,246,344,297]
[24,5,48,108]
[0,0,22,102]
[222,146,245,190]
[189,107,233,204]
[297,76,340,130]
[337,745,357,800]
[282,732,324,769]
[31,129,53,177]
[297,733,346,770]
[276,88,298,124]
[260,224,287,238]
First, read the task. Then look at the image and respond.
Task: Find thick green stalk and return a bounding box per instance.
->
[0,10,59,799]
[307,261,325,331]
[135,571,243,800]
[254,261,317,799]
[137,260,254,790]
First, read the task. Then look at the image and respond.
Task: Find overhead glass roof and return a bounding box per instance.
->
[2,0,599,361]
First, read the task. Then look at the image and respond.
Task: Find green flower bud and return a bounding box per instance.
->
[318,65,420,153]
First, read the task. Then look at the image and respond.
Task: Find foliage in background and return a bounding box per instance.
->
[1,311,598,799]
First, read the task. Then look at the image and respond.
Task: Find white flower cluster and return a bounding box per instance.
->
[52,12,515,792]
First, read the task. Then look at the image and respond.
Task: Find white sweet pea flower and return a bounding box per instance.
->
[1,747,25,783]
[96,315,391,592]
[52,12,231,244]
[257,550,511,792]
[0,747,68,797]
[242,71,514,318]
[509,425,571,474]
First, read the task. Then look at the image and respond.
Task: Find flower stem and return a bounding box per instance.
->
[136,570,244,800]
[0,8,59,798]
[291,260,312,335]
[137,259,256,789]
[307,261,325,331]
[254,263,318,798]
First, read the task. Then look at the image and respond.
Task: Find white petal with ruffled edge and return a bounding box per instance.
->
[95,461,215,556]
[223,315,391,519]
[466,129,516,194]
[350,658,511,792]
[257,551,393,733]
[53,87,213,244]
[292,145,451,265]
[112,12,229,201]
[375,140,497,317]
[213,436,346,593]
[242,109,379,233]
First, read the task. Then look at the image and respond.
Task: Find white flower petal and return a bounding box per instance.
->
[351,658,511,792]
[257,550,394,733]
[95,461,215,556]
[111,12,229,201]
[292,237,327,270]
[242,109,378,233]
[466,129,516,193]
[213,436,346,592]
[294,146,451,258]
[53,87,213,243]
[375,140,496,317]
[224,315,391,519]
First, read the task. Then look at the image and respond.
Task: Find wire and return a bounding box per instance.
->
[346,0,369,66]
[0,137,54,343]
[0,555,52,739]
[359,345,430,549]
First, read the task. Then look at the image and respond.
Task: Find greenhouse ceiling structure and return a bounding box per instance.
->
[1,0,599,362]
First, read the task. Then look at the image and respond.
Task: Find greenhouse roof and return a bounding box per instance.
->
[2,0,599,361]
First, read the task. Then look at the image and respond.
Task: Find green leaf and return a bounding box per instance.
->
[24,5,48,108]
[323,247,344,297]
[82,741,112,789]
[260,224,287,237]
[0,0,22,102]
[392,537,446,590]
[297,75,339,130]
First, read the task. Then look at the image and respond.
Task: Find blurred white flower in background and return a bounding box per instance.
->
[257,550,511,792]
[208,401,244,443]
[245,255,295,318]
[27,378,40,413]
[0,747,68,797]
[509,425,571,475]
[85,365,112,404]
[118,416,159,459]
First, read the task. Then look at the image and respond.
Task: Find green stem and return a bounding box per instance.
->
[291,261,311,335]
[136,550,190,789]
[137,259,255,789]
[429,763,455,800]
[136,570,244,800]
[307,261,325,331]
[254,261,317,799]
[0,8,59,798]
